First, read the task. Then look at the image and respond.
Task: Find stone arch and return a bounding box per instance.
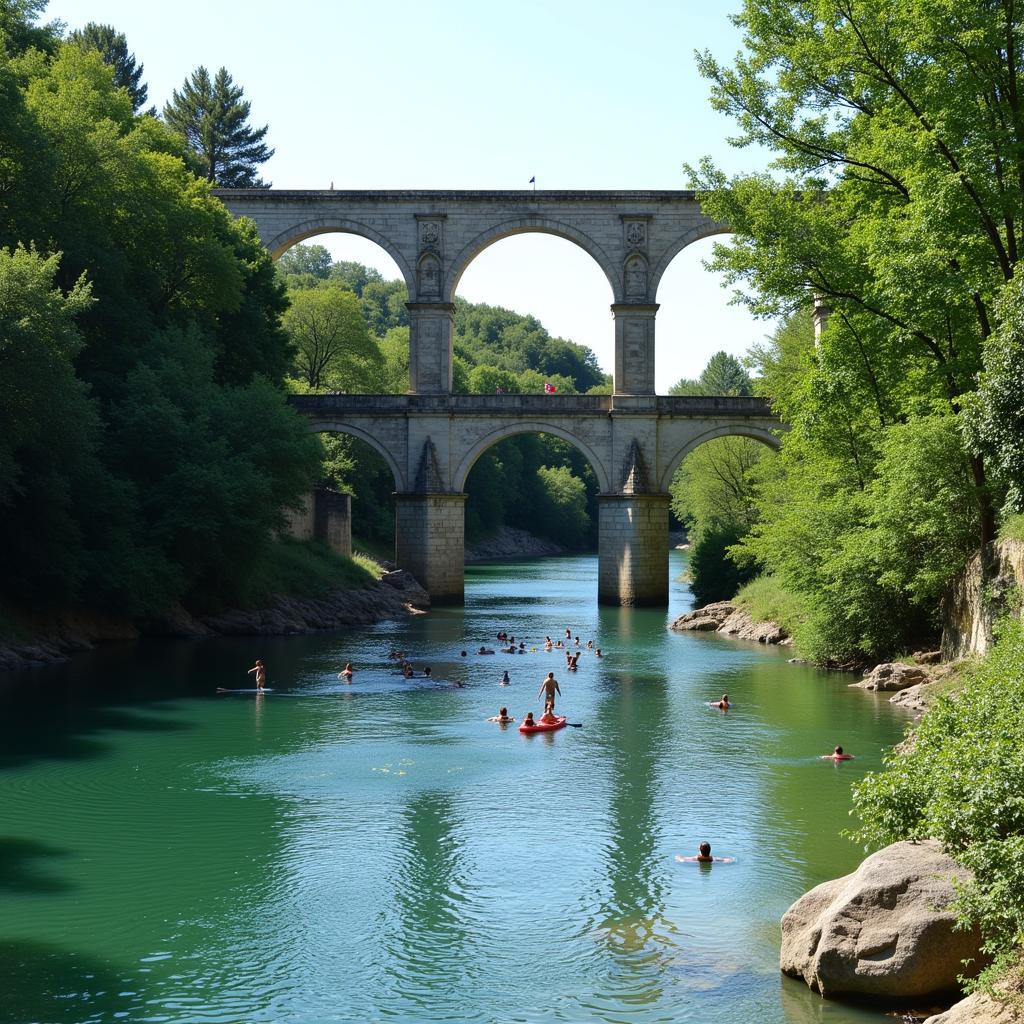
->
[650,222,732,301]
[266,217,416,294]
[452,421,611,494]
[306,419,406,492]
[446,217,620,303]
[658,423,780,492]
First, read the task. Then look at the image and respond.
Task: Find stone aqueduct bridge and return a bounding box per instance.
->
[213,190,783,606]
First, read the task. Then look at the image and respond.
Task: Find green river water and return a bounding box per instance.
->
[0,552,915,1024]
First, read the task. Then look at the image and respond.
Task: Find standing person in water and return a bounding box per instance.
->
[339,662,354,681]
[538,671,561,709]
[500,670,511,685]
[247,659,267,690]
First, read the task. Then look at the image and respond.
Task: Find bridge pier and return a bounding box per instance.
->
[407,302,455,394]
[395,493,466,604]
[597,494,670,606]
[612,304,658,396]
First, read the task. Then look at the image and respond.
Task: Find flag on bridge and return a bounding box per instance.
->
[543,382,557,394]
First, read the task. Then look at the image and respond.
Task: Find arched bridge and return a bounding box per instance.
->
[213,190,784,606]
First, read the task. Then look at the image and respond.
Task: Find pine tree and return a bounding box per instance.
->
[68,23,150,113]
[163,66,274,188]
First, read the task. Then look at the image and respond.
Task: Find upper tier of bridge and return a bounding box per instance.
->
[214,188,727,396]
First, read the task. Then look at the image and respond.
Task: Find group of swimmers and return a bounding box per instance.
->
[487,670,564,727]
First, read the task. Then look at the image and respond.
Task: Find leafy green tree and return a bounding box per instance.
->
[0,0,61,55]
[689,0,1024,548]
[670,351,751,396]
[284,283,381,391]
[534,465,590,548]
[163,65,273,187]
[963,281,1024,516]
[688,524,757,605]
[277,243,332,280]
[67,22,149,112]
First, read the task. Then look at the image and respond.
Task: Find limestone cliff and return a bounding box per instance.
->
[942,538,1024,660]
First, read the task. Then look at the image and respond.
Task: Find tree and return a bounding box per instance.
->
[284,283,381,390]
[277,243,332,280]
[68,22,149,112]
[669,351,752,396]
[689,0,1024,549]
[0,0,61,55]
[163,66,273,187]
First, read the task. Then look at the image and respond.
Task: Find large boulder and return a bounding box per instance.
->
[924,991,1021,1024]
[670,602,789,644]
[781,840,983,1000]
[853,662,930,692]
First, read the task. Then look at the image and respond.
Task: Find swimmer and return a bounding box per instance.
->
[594,648,602,658]
[488,706,515,724]
[822,745,854,761]
[675,841,735,864]
[478,646,496,655]
[574,635,581,647]
[403,663,414,678]
[709,693,730,710]
[460,650,468,657]
[424,666,432,677]
[586,640,594,649]
[247,658,266,690]
[500,670,511,686]
[339,662,354,681]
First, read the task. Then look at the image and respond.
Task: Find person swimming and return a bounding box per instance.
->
[488,706,514,723]
[500,670,511,685]
[675,841,735,864]
[339,662,354,680]
[822,745,854,760]
[478,646,495,655]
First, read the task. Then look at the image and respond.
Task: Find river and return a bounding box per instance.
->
[0,552,912,1024]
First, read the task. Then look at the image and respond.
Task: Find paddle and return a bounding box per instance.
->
[566,722,583,728]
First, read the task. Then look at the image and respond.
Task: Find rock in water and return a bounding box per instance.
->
[853,662,930,691]
[780,840,983,1000]
[923,990,1021,1024]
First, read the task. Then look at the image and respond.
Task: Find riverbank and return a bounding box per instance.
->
[0,564,429,673]
[464,525,568,562]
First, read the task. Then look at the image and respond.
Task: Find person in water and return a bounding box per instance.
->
[500,670,511,685]
[594,648,602,658]
[713,693,730,709]
[478,646,495,655]
[339,662,354,680]
[423,666,431,677]
[822,745,854,760]
[676,842,735,864]
[247,659,266,690]
[538,671,561,709]
[488,707,514,723]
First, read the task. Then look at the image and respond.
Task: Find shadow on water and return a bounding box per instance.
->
[0,940,133,1023]
[0,837,73,893]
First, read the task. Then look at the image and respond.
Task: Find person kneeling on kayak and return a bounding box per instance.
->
[523,711,536,728]
[540,701,558,725]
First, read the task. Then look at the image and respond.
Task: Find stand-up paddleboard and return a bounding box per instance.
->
[519,715,567,734]
[216,687,275,693]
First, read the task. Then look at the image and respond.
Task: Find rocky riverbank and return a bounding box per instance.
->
[0,569,429,672]
[464,526,567,562]
[669,600,790,645]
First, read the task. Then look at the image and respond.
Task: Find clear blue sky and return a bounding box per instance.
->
[46,0,774,390]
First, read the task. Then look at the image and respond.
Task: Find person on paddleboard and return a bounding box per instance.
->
[247,659,266,691]
[538,671,561,710]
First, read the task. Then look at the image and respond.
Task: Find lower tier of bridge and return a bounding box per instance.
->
[286,394,782,606]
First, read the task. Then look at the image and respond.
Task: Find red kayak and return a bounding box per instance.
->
[519,716,567,734]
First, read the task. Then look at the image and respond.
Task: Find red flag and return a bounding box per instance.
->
[543,382,557,394]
